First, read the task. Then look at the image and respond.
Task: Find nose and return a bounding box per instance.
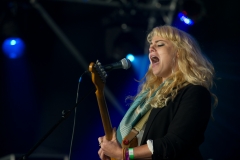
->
[149,45,155,53]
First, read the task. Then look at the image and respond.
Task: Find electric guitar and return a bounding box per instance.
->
[89,60,138,160]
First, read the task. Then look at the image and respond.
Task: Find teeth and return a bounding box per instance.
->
[151,56,159,63]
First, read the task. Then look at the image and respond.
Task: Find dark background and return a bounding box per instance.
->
[0,0,239,159]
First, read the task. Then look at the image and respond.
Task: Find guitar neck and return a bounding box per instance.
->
[95,89,113,140]
[89,61,116,160]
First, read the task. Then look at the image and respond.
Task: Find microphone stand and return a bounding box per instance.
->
[19,87,95,160]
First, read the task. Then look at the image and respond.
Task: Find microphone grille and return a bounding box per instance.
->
[121,58,131,70]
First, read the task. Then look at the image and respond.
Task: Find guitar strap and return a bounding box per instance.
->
[121,108,152,148]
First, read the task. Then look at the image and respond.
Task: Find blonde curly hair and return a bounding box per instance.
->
[137,25,217,108]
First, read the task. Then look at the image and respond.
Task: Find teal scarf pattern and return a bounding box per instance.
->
[116,82,166,143]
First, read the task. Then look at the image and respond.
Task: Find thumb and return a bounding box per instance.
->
[113,127,121,146]
[112,127,117,140]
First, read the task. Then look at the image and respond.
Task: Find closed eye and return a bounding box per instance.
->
[157,44,164,47]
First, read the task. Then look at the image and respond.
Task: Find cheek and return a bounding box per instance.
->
[161,54,173,64]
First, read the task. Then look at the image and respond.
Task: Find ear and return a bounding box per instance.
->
[176,49,180,57]
[175,48,180,58]
[177,53,179,57]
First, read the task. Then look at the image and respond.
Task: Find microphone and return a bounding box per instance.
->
[103,58,131,72]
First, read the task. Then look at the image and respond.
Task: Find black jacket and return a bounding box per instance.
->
[141,84,211,160]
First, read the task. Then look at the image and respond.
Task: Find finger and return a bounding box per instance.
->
[105,156,111,160]
[98,148,102,158]
[98,137,103,143]
[98,148,101,155]
[98,148,105,159]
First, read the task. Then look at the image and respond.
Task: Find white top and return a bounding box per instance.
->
[136,124,154,154]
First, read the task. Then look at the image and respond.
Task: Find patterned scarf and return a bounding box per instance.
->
[116,82,166,143]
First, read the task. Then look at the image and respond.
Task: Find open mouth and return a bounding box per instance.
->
[151,56,159,64]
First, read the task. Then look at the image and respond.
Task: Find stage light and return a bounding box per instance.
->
[126,53,135,62]
[178,12,194,25]
[178,0,206,24]
[129,54,149,80]
[2,37,26,59]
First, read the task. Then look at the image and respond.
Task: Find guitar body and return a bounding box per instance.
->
[89,61,137,160]
[123,137,138,148]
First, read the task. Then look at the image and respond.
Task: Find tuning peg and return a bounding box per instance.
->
[96,60,101,66]
[103,72,107,78]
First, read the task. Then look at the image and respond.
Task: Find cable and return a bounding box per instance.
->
[68,71,89,160]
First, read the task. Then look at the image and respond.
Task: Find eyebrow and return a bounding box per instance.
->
[150,39,167,45]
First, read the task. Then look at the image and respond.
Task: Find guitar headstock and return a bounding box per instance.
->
[89,60,107,90]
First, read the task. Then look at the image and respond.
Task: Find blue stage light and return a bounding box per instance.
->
[178,12,194,25]
[126,53,135,62]
[2,37,26,59]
